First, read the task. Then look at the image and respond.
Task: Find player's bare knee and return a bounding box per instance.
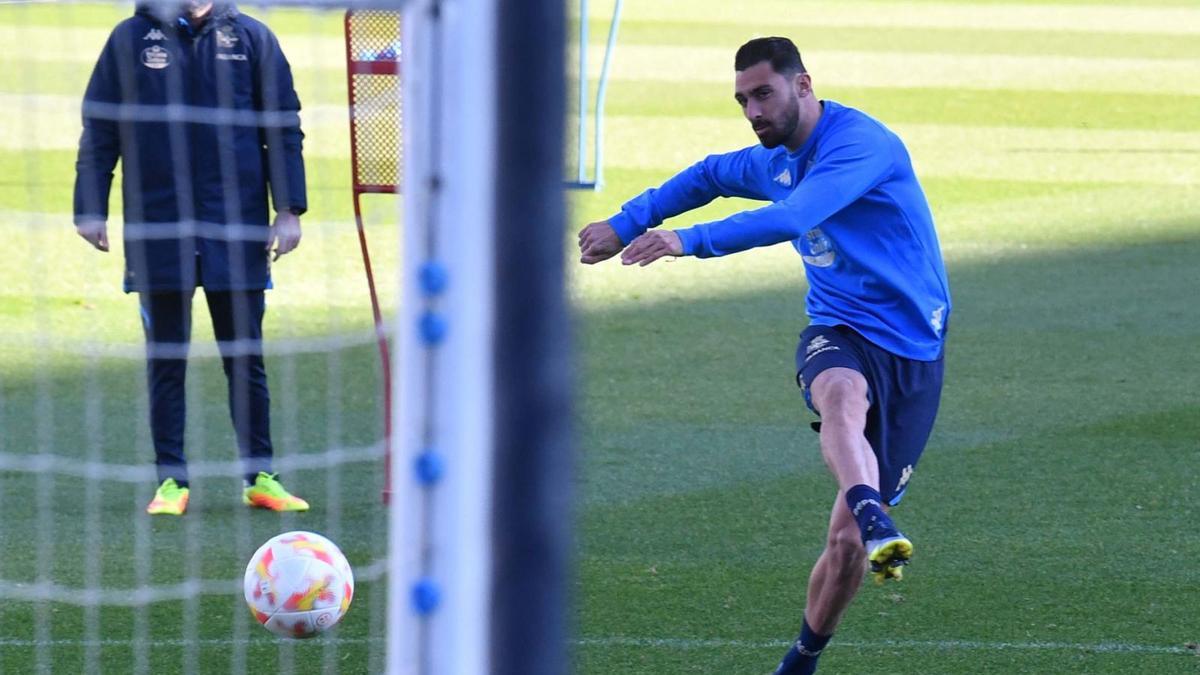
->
[811,367,868,415]
[811,371,868,425]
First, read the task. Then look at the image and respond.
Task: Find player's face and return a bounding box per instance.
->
[734,62,802,149]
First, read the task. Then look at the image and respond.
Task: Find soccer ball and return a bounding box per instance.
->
[243,531,355,639]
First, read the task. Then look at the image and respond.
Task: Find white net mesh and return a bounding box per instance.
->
[0,1,399,671]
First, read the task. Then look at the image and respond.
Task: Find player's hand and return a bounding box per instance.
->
[578,219,623,264]
[621,229,682,267]
[75,219,109,252]
[268,211,302,261]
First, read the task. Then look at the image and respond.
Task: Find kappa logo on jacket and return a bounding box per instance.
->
[773,168,792,187]
[143,28,166,41]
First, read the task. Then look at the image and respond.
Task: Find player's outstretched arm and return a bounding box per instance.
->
[621,229,682,267]
[578,219,625,264]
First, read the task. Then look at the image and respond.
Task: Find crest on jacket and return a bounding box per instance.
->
[216,26,239,48]
[141,45,170,69]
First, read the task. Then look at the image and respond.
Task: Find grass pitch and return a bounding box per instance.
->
[568,1,1200,673]
[1,1,1198,673]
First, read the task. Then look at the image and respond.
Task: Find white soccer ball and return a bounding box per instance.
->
[243,531,355,639]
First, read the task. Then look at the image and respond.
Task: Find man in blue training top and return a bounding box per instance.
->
[578,37,950,674]
[73,2,310,516]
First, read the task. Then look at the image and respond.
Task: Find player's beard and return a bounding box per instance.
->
[755,96,801,149]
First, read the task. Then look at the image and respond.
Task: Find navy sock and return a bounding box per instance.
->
[845,484,895,543]
[774,617,832,675]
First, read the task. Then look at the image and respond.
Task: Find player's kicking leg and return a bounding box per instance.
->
[775,365,908,674]
[777,326,941,672]
[810,366,911,579]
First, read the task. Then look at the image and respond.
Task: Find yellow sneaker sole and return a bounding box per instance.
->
[868,536,912,584]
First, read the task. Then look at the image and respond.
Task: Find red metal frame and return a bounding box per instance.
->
[344,10,400,503]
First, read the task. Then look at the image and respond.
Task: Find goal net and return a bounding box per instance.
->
[0,1,393,672]
[0,0,569,672]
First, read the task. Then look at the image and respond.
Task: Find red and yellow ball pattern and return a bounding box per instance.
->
[243,531,355,638]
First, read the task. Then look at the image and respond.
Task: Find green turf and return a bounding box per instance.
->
[566,0,1200,671]
[3,0,1200,673]
[0,5,393,672]
[593,20,1200,60]
[586,82,1200,132]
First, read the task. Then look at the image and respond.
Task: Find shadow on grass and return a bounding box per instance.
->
[573,232,1200,675]
[0,231,1198,673]
[576,233,1200,506]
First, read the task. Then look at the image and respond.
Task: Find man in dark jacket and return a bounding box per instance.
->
[73,1,309,515]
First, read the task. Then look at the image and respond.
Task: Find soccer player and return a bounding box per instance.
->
[73,2,309,515]
[577,37,950,673]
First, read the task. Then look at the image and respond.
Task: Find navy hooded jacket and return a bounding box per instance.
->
[73,3,306,292]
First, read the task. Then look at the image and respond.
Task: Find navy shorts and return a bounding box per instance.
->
[795,324,944,506]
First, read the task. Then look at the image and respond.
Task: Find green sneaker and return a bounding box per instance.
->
[146,478,189,516]
[243,472,309,512]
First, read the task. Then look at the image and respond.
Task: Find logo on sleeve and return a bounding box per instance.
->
[930,305,946,333]
[141,45,171,69]
[143,28,166,41]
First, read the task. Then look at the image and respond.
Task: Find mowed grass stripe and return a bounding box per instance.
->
[0,2,344,34]
[2,634,1183,654]
[12,1,1198,36]
[0,150,375,214]
[582,0,1200,35]
[599,116,1200,185]
[0,58,351,105]
[574,636,1192,655]
[578,45,1200,94]
[6,29,1199,96]
[0,25,351,70]
[591,20,1200,61]
[592,82,1200,133]
[567,177,1198,314]
[0,94,355,154]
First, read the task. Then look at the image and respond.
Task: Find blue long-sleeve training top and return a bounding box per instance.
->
[608,100,951,361]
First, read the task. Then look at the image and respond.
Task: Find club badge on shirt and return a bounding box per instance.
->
[800,228,836,267]
[141,45,171,69]
[215,26,248,60]
[215,26,239,48]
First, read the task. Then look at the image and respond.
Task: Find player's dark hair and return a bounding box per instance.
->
[734,37,806,75]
